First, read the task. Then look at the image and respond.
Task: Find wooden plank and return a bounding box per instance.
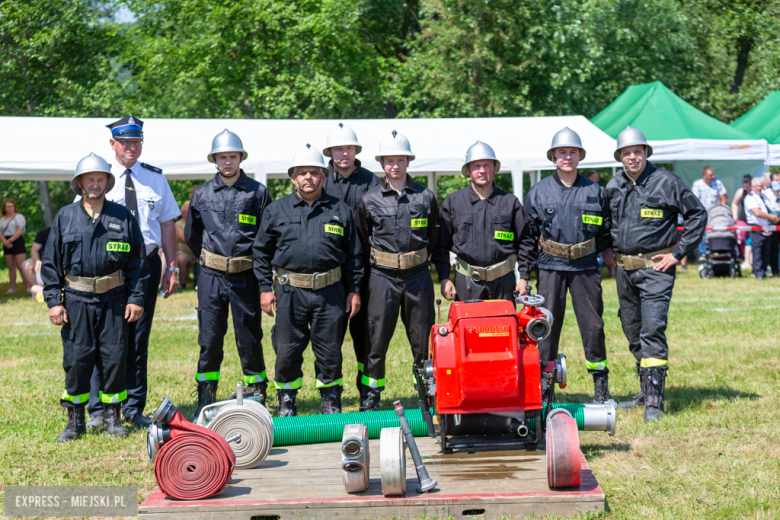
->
[139,437,604,520]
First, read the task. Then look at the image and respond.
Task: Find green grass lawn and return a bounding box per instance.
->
[0,267,778,519]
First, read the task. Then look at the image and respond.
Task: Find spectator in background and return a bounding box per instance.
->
[0,198,31,293]
[763,177,780,277]
[732,174,753,267]
[21,226,51,299]
[175,201,197,287]
[692,166,727,262]
[585,170,600,184]
[745,177,779,279]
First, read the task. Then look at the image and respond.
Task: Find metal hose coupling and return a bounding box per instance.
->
[197,382,275,469]
[341,424,370,493]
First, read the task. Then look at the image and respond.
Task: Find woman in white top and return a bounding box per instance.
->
[0,198,32,293]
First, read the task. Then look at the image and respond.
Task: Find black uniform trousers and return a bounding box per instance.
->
[768,230,780,276]
[453,270,516,302]
[88,253,161,418]
[195,268,265,383]
[272,282,346,390]
[363,266,435,391]
[750,231,771,278]
[536,269,608,374]
[340,273,370,388]
[615,266,675,366]
[61,297,128,409]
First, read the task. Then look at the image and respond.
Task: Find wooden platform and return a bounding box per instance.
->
[139,437,604,520]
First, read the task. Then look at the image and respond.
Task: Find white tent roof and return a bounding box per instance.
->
[770,144,780,166]
[648,138,768,162]
[0,116,619,192]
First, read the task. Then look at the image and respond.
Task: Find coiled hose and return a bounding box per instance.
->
[208,403,274,469]
[270,403,600,447]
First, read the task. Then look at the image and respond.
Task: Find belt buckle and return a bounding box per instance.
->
[369,250,377,266]
[94,277,107,293]
[279,273,289,285]
[224,257,232,272]
[311,272,320,290]
[471,269,482,282]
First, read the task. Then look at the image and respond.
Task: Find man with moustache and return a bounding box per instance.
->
[355,131,439,411]
[254,144,362,416]
[606,126,706,422]
[42,153,148,441]
[185,130,273,420]
[524,128,613,404]
[432,141,536,303]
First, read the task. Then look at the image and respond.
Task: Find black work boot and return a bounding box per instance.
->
[360,389,381,412]
[320,387,342,414]
[643,367,667,423]
[277,389,298,417]
[86,412,104,431]
[57,407,86,443]
[592,373,611,404]
[191,381,219,422]
[230,381,269,407]
[618,364,645,409]
[104,403,129,437]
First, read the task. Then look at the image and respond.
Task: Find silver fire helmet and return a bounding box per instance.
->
[71,152,115,195]
[208,129,248,163]
[613,126,653,162]
[375,130,415,162]
[461,141,501,178]
[288,144,329,177]
[546,127,586,162]
[323,123,362,157]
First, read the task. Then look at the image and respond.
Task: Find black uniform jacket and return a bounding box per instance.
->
[355,176,439,274]
[324,159,383,213]
[253,190,363,294]
[524,173,612,272]
[185,170,272,260]
[42,201,149,308]
[605,162,706,260]
[432,185,537,280]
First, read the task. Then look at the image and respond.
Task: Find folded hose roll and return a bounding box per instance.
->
[149,397,236,501]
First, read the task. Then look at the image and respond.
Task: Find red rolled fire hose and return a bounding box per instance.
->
[152,402,235,500]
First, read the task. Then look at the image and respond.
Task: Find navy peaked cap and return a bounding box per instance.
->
[106,114,144,139]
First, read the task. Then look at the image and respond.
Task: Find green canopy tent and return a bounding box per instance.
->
[592,81,768,195]
[730,91,780,165]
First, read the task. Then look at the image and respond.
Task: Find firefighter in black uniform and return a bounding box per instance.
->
[432,141,536,302]
[355,131,439,411]
[605,126,706,422]
[185,129,273,420]
[524,128,614,403]
[322,123,382,398]
[254,144,363,417]
[42,153,148,442]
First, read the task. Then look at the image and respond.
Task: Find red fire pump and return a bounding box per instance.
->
[414,289,583,488]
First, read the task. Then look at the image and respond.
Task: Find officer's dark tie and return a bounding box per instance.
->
[124,169,139,220]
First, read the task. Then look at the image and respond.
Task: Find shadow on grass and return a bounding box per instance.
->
[581,443,632,460]
[665,385,760,413]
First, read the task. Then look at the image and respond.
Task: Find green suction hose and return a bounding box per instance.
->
[270,402,611,447]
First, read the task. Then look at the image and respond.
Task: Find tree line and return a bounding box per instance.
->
[1,0,779,235]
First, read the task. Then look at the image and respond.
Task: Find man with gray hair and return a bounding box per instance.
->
[745,176,779,279]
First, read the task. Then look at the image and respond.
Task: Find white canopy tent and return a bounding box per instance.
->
[0,116,619,199]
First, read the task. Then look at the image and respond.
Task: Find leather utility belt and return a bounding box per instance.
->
[66,271,124,294]
[540,236,596,260]
[455,254,517,282]
[370,247,428,270]
[200,249,253,273]
[615,247,674,271]
[147,247,159,259]
[277,266,341,290]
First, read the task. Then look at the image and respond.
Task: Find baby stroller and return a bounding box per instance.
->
[700,204,741,278]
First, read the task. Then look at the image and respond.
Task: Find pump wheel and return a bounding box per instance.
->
[546,409,582,489]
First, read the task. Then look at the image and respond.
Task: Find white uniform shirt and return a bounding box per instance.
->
[744,191,769,227]
[691,178,727,211]
[761,188,780,214]
[107,159,180,256]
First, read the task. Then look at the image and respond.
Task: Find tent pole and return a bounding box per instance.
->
[38,180,54,227]
[612,167,616,177]
[511,170,524,201]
